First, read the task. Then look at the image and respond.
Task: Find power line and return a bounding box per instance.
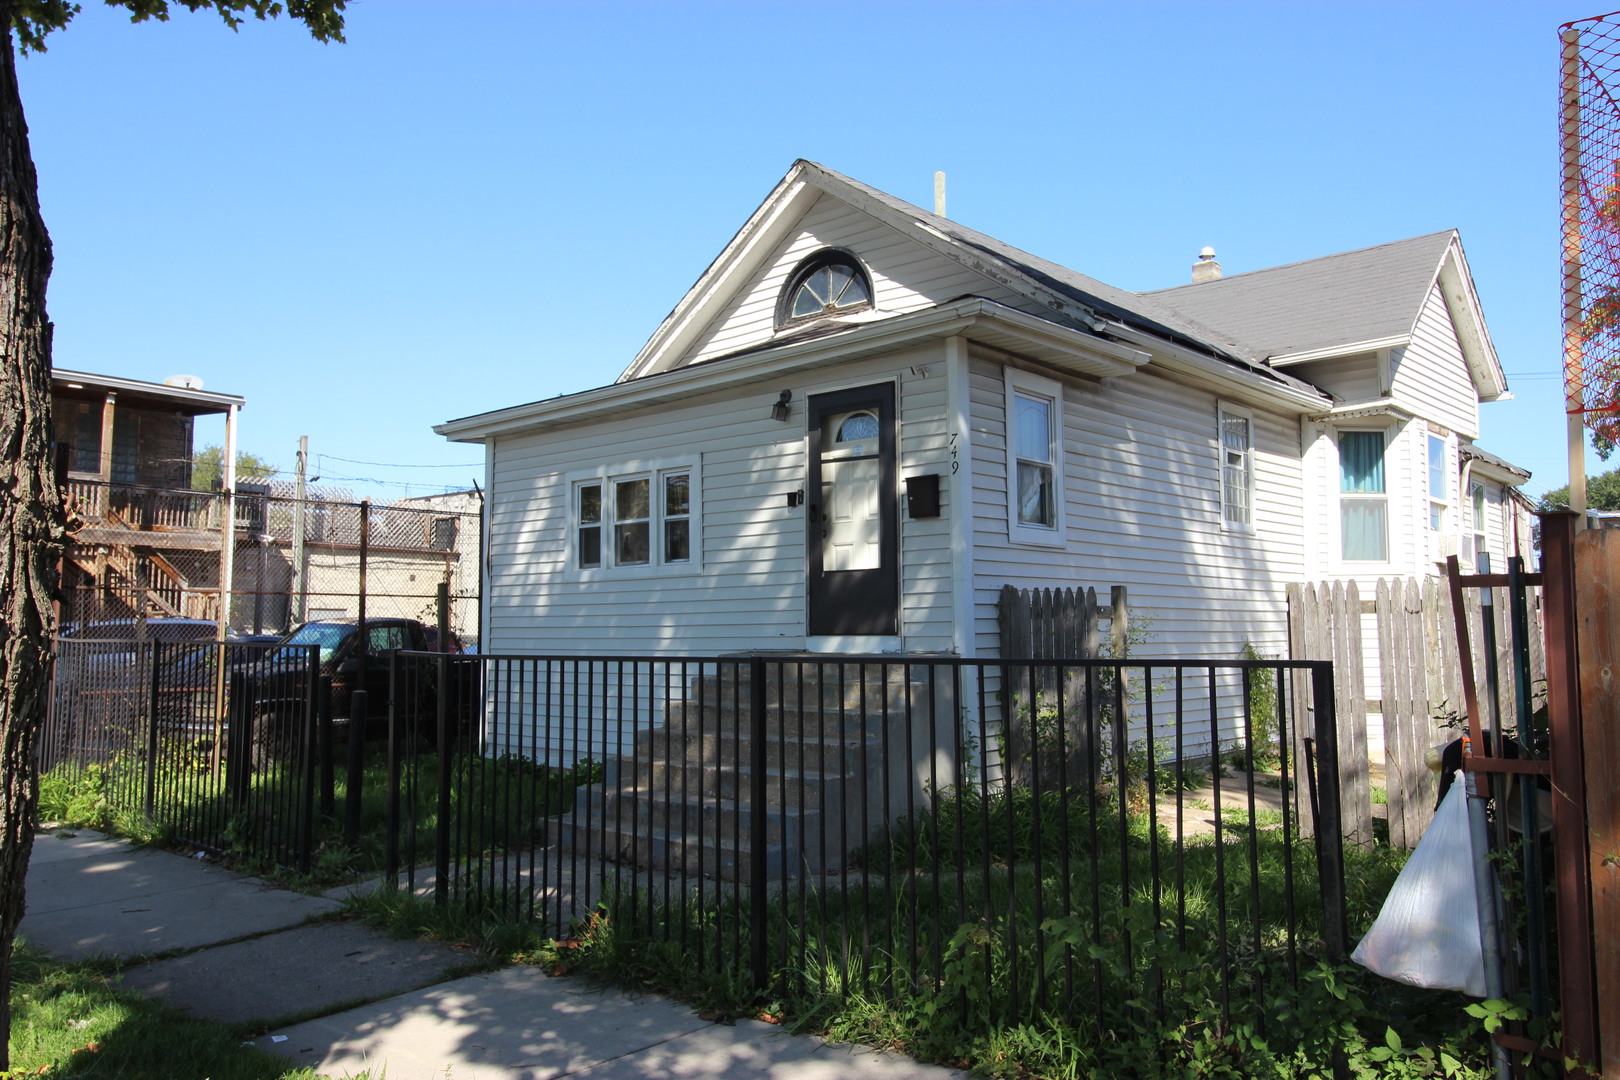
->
[317,454,483,470]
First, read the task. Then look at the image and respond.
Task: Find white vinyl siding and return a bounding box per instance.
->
[1286,352,1383,403]
[484,345,956,658]
[1390,285,1481,439]
[674,194,1037,369]
[966,351,1303,662]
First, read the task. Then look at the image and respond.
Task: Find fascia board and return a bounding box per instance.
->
[800,163,1108,332]
[616,169,822,384]
[1434,243,1510,401]
[1308,399,1418,424]
[1268,335,1412,366]
[52,368,246,411]
[1101,324,1331,413]
[1469,459,1532,485]
[437,300,1143,443]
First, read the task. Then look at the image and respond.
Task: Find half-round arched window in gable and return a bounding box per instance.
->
[777,250,873,328]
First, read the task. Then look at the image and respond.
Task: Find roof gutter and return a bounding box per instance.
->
[1268,334,1412,366]
[1102,322,1331,413]
[437,299,1150,443]
[52,368,246,411]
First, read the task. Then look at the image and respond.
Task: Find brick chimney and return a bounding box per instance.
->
[1192,246,1222,284]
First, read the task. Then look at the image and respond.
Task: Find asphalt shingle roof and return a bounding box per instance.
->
[1142,231,1457,360]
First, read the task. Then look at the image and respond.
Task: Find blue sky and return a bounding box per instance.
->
[17,0,1585,503]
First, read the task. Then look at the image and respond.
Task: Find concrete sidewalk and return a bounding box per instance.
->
[20,829,966,1080]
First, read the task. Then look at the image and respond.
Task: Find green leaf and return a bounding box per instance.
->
[1384,1026,1402,1053]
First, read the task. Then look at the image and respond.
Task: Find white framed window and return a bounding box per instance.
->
[1218,403,1254,530]
[1470,480,1488,569]
[569,459,698,576]
[1427,433,1450,535]
[1338,429,1388,562]
[1004,367,1064,546]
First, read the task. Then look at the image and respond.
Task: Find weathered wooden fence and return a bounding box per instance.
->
[1289,576,1545,849]
[997,585,1128,787]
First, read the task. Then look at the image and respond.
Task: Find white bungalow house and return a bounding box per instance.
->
[435,161,1527,666]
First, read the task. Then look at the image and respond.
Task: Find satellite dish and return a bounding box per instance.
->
[164,374,204,390]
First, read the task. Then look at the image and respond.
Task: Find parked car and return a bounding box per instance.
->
[55,617,221,691]
[241,618,474,762]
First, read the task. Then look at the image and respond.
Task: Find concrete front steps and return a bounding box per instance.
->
[557,661,950,882]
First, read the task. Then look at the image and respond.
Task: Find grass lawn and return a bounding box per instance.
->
[5,944,359,1080]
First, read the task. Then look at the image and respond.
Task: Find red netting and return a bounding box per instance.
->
[1563,13,1620,446]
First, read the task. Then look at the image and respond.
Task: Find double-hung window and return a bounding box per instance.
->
[1218,404,1254,529]
[1005,368,1064,545]
[1428,434,1449,536]
[1469,480,1488,568]
[572,462,696,573]
[1339,430,1388,562]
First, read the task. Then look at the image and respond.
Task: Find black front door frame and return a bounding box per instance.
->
[806,383,899,637]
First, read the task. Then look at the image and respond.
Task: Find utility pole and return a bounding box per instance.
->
[292,436,308,624]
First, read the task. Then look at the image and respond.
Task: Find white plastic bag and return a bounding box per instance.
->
[1351,781,1487,996]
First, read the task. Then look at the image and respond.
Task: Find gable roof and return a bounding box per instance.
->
[1146,231,1509,403]
[618,160,1311,396]
[1145,232,1456,360]
[618,161,1506,405]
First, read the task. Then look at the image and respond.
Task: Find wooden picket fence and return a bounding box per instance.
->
[998,583,1129,662]
[1288,576,1545,849]
[997,585,1128,788]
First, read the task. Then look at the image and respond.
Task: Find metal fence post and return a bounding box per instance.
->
[298,650,318,873]
[343,687,366,841]
[749,655,768,992]
[1539,510,1600,1071]
[1309,660,1348,962]
[436,651,452,906]
[385,650,401,885]
[319,672,335,818]
[225,669,248,809]
[143,640,161,820]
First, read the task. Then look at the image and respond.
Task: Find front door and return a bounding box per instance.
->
[807,384,898,637]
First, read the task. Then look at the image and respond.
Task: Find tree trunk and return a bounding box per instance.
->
[0,6,63,1069]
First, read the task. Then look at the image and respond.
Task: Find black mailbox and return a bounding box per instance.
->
[905,474,941,519]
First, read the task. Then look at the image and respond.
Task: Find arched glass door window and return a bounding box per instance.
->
[778,251,873,327]
[835,411,879,443]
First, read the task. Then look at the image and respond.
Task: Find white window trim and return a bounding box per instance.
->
[1004,367,1065,548]
[1427,433,1450,526]
[1217,402,1255,533]
[564,457,701,580]
[1469,479,1489,570]
[1335,426,1394,567]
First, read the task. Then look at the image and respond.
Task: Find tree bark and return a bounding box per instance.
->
[0,5,63,1068]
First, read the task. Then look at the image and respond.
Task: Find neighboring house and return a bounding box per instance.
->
[222,482,482,637]
[436,160,1527,667]
[53,369,243,623]
[393,489,483,644]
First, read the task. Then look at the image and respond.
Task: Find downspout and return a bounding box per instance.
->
[480,438,493,654]
[1460,457,1474,565]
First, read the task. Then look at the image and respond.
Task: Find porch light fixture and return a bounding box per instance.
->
[771,389,792,422]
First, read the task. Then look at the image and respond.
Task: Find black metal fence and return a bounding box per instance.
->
[42,637,323,869]
[384,652,1348,1037]
[40,642,1353,1038]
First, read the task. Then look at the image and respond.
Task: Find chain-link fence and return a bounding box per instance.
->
[60,478,482,646]
[1561,14,1620,445]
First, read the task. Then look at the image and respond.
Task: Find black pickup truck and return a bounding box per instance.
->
[241,618,472,760]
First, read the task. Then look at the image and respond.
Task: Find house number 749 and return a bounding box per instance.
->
[949,431,960,474]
